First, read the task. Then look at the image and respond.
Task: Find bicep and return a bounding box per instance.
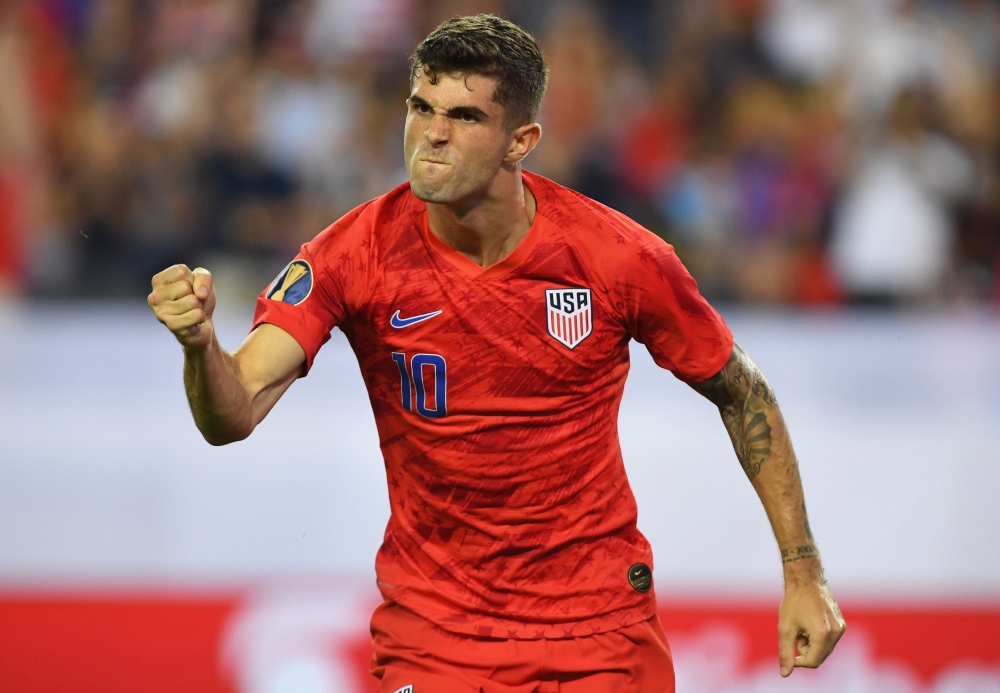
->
[233,323,307,426]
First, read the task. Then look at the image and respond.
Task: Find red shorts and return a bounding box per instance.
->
[370,602,675,693]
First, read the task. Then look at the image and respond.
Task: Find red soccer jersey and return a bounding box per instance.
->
[252,171,733,639]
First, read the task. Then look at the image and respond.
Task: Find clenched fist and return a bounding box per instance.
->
[148,265,217,348]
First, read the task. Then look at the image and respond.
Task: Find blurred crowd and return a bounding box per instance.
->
[0,0,998,304]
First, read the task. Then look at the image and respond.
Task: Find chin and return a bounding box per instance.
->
[409,178,456,204]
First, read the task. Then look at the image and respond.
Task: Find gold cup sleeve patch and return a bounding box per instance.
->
[266,260,313,305]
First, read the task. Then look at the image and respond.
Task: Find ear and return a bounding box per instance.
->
[503,122,542,164]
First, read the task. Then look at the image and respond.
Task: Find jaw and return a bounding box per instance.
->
[410,170,457,204]
[407,147,507,208]
[410,159,475,205]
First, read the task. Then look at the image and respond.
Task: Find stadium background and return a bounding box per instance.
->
[0,0,998,691]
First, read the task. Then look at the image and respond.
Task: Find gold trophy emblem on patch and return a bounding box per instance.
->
[266,260,313,305]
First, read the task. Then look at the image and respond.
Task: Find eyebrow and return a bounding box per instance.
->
[408,95,489,120]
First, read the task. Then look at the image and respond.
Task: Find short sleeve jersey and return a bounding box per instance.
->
[253,171,733,639]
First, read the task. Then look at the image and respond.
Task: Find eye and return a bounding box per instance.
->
[460,112,478,123]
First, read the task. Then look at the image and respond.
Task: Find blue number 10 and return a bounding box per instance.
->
[391,352,447,418]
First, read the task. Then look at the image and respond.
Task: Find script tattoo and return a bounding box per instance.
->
[781,544,819,564]
[691,344,777,482]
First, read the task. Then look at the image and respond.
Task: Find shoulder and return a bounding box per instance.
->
[524,171,678,269]
[302,183,421,312]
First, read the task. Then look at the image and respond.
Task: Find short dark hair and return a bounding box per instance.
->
[410,14,549,130]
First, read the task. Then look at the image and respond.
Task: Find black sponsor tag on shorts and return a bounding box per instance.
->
[628,563,652,593]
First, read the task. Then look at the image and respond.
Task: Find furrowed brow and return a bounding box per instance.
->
[447,106,489,120]
[408,95,489,120]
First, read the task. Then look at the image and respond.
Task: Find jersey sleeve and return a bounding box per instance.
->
[251,207,372,374]
[617,235,733,383]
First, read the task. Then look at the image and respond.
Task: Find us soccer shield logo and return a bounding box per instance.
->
[546,287,592,349]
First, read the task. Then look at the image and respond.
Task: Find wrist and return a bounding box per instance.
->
[781,544,824,585]
[180,321,216,352]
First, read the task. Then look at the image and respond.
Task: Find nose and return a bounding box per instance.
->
[425,113,450,146]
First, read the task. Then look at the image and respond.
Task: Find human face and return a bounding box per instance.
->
[404,71,515,205]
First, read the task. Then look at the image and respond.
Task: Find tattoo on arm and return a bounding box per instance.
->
[691,344,823,573]
[691,343,778,482]
[781,544,819,563]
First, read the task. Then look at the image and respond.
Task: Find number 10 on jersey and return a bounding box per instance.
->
[391,352,448,418]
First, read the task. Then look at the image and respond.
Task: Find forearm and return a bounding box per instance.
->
[693,344,822,581]
[151,267,306,446]
[183,333,254,445]
[742,411,821,584]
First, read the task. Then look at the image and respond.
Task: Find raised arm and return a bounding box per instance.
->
[148,264,306,445]
[690,342,845,677]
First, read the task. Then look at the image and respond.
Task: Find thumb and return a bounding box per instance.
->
[191,267,214,302]
[778,627,796,677]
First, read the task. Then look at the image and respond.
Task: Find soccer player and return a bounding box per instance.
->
[148,15,844,692]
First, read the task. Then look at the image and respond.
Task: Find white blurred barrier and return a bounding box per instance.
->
[0,301,998,597]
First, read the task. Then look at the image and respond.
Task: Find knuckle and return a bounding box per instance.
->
[165,264,187,280]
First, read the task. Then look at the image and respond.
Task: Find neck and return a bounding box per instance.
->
[425,164,537,268]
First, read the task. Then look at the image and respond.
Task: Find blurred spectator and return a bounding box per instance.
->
[306,0,415,67]
[831,90,976,302]
[1,0,997,305]
[0,0,73,294]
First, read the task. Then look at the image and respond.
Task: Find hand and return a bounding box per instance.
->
[778,577,845,676]
[148,265,217,348]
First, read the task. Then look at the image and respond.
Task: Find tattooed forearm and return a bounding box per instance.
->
[689,342,824,578]
[692,344,777,482]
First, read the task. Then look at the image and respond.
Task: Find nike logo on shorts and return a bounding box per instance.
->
[391,310,442,328]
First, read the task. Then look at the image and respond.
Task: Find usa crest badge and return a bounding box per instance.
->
[546,287,592,349]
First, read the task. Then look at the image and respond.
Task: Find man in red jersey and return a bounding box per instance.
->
[148,14,844,692]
